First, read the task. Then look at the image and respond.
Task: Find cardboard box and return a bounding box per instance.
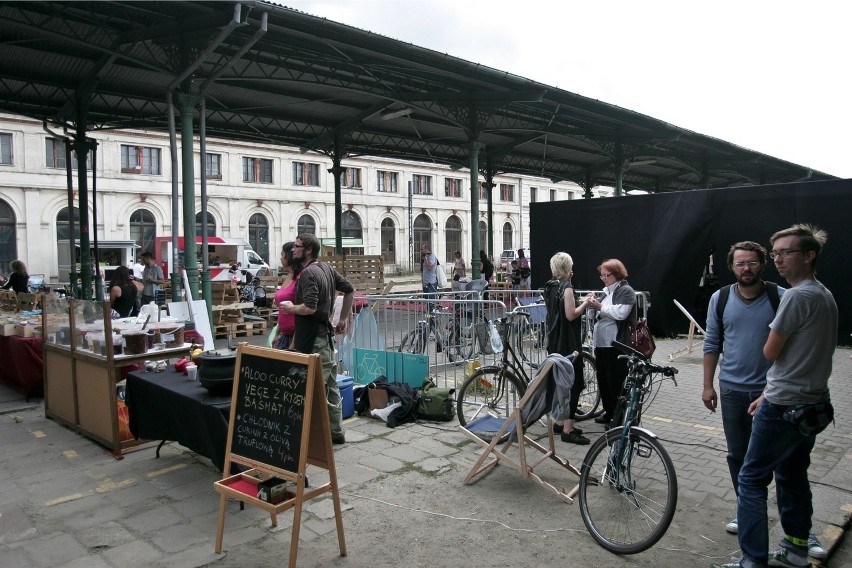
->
[367,387,389,412]
[15,324,35,338]
[257,477,290,504]
[1,323,17,336]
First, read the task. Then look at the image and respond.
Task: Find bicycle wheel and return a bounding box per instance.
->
[575,351,603,421]
[578,427,678,554]
[516,319,547,369]
[447,322,476,362]
[398,329,425,355]
[456,366,526,429]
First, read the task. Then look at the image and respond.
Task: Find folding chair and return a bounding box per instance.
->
[458,356,581,504]
[669,299,706,361]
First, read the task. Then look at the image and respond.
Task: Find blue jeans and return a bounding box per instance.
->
[721,387,764,496]
[423,282,437,310]
[737,401,815,567]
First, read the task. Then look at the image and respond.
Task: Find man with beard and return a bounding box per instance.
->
[280,233,354,444]
[702,243,791,533]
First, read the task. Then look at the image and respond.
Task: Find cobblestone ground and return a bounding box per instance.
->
[0,338,849,567]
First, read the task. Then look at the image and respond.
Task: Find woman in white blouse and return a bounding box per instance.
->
[585,259,637,425]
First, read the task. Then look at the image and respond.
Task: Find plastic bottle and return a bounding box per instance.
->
[489,321,503,353]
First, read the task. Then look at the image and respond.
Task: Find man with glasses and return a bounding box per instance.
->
[281,233,355,444]
[702,242,788,537]
[712,224,837,568]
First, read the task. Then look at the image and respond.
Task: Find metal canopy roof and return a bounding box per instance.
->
[0,1,836,192]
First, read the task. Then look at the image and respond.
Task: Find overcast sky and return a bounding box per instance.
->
[284,0,851,179]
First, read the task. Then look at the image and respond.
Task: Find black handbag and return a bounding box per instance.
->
[783,401,834,436]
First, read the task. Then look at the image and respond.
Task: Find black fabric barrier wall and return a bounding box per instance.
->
[530,179,851,345]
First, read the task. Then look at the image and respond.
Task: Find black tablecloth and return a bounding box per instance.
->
[125,366,231,472]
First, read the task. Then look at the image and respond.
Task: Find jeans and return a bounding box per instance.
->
[737,401,815,566]
[721,387,764,495]
[423,281,437,310]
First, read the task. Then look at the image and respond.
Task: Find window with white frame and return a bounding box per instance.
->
[377,170,398,193]
[445,177,463,198]
[292,162,320,186]
[500,183,514,202]
[0,133,11,165]
[550,188,557,202]
[121,144,161,175]
[242,157,273,183]
[206,153,222,180]
[339,167,362,189]
[479,182,488,200]
[412,174,432,195]
[45,138,91,169]
[530,187,537,203]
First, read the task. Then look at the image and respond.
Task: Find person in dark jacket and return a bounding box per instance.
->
[109,265,138,317]
[544,252,592,444]
[479,250,494,282]
[1,260,29,293]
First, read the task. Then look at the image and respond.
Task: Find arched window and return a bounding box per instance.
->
[297,214,316,236]
[479,220,488,255]
[502,222,513,251]
[248,213,269,263]
[56,206,81,241]
[195,211,216,238]
[129,209,156,256]
[445,215,462,265]
[0,199,16,275]
[380,218,396,264]
[341,210,363,239]
[413,214,432,256]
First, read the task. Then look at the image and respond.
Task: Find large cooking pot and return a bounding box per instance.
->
[196,349,237,395]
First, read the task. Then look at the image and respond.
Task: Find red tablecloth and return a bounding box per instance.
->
[0,335,44,398]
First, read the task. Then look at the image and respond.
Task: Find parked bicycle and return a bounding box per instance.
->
[514,298,601,421]
[398,303,476,363]
[577,340,679,554]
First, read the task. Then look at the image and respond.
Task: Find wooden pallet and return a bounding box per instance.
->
[212,320,269,339]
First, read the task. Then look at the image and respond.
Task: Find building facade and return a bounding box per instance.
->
[0,113,610,282]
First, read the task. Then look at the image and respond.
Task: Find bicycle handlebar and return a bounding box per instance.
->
[612,340,678,377]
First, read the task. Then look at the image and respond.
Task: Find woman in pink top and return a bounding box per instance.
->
[273,241,302,349]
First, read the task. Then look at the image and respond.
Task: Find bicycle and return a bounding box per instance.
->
[398,303,475,363]
[577,340,679,554]
[514,298,601,421]
[574,309,603,421]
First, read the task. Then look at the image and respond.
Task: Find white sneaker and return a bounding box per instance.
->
[725,518,738,534]
[808,532,827,560]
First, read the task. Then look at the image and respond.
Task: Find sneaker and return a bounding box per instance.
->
[708,562,742,568]
[561,430,590,445]
[553,424,582,435]
[725,518,738,534]
[808,532,827,559]
[768,548,810,567]
[332,433,346,445]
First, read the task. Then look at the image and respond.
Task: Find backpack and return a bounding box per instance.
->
[417,378,456,421]
[715,281,780,352]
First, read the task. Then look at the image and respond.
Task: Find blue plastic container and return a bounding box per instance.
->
[337,375,354,419]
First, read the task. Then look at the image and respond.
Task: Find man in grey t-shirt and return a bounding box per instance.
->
[715,224,837,568]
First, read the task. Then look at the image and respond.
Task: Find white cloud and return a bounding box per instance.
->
[284,0,852,178]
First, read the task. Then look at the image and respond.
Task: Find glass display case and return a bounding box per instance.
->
[43,297,192,455]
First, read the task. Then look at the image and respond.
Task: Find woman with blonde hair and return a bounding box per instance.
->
[585,259,636,425]
[543,252,592,444]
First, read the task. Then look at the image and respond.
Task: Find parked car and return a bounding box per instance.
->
[498,249,516,271]
[499,249,532,271]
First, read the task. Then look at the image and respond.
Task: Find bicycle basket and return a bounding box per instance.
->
[495,321,510,348]
[474,321,509,355]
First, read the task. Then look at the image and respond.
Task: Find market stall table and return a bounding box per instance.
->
[125,365,231,472]
[0,335,44,398]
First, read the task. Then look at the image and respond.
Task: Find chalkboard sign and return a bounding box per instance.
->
[229,351,309,473]
[215,344,345,564]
